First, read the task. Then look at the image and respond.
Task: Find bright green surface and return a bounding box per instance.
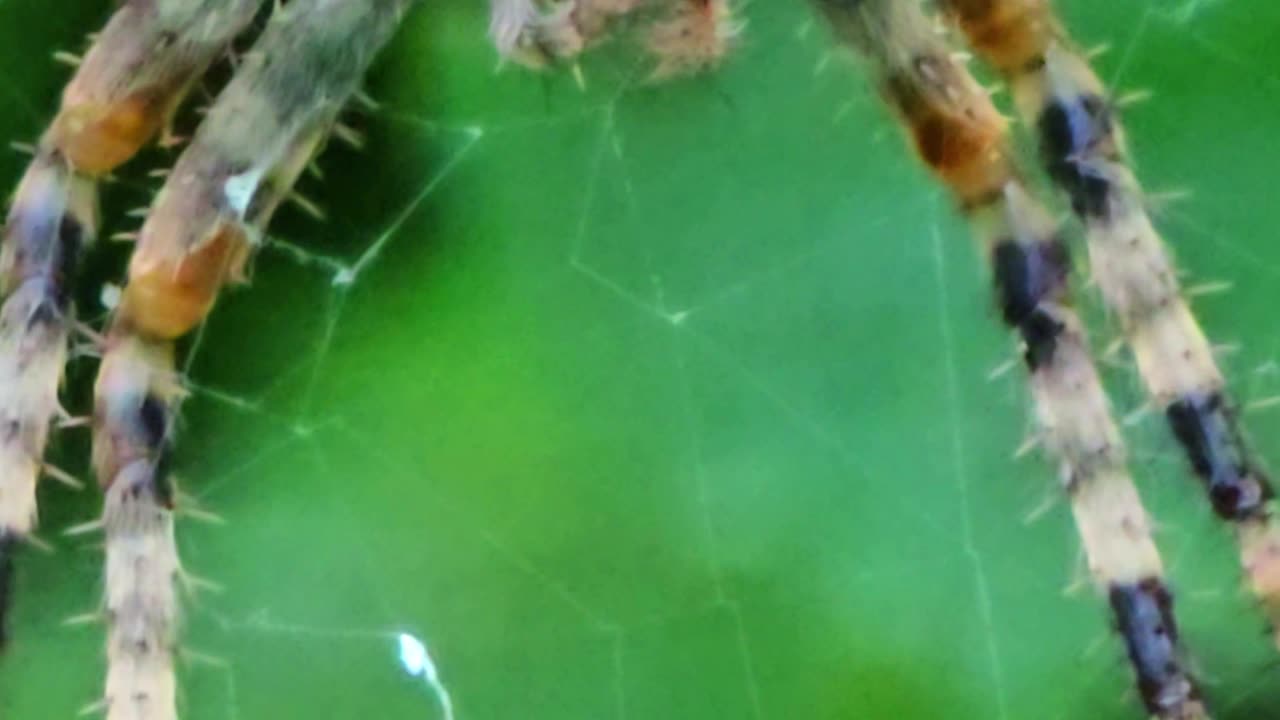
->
[1,1,1279,718]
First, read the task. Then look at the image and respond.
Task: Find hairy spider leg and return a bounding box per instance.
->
[0,0,264,649]
[488,0,646,67]
[647,0,741,79]
[941,0,1280,649]
[489,0,739,77]
[92,2,418,718]
[813,1,1207,717]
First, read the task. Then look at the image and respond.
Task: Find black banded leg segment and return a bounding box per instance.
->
[1010,31,1280,542]
[1030,62,1280,550]
[0,151,95,645]
[971,7,1280,648]
[814,1,1211,715]
[989,205,1205,715]
[991,232,1070,371]
[1110,579,1203,717]
[135,394,177,510]
[3,152,93,307]
[95,335,183,720]
[1166,393,1273,521]
[1036,91,1116,219]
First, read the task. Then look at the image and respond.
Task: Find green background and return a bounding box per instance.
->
[0,0,1278,717]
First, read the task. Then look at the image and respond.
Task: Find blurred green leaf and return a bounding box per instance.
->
[1,1,1280,718]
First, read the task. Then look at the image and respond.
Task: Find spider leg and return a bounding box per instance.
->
[940,0,1280,652]
[646,0,742,80]
[488,0,648,68]
[487,0,740,78]
[0,0,263,649]
[813,1,1207,717]
[90,2,418,717]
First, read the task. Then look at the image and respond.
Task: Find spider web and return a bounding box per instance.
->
[3,0,1280,718]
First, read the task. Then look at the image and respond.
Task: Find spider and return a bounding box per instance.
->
[0,0,736,717]
[809,1,1280,717]
[0,0,1273,718]
[0,1,420,717]
[493,0,1280,718]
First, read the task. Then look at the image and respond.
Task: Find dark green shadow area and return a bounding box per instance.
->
[1,0,1280,718]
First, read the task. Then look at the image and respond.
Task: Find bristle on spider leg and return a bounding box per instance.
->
[179,646,228,668]
[1184,281,1232,297]
[178,569,224,597]
[1245,396,1280,414]
[178,504,226,525]
[1122,402,1154,427]
[64,611,104,627]
[23,533,53,554]
[74,319,108,346]
[77,697,109,717]
[59,414,92,430]
[52,51,83,68]
[287,191,327,221]
[1114,88,1153,108]
[1146,188,1194,213]
[64,518,106,537]
[43,462,85,490]
[1021,491,1057,524]
[1013,433,1041,459]
[331,122,365,150]
[987,356,1017,380]
[352,89,380,111]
